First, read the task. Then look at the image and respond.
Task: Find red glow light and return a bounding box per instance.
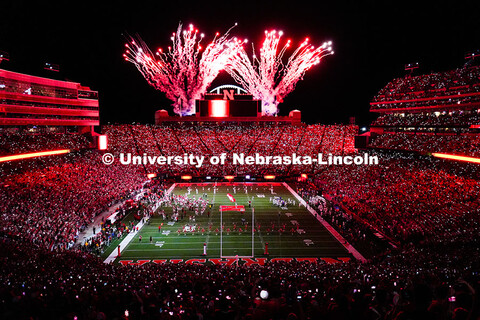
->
[98,135,108,150]
[432,153,480,164]
[209,100,229,117]
[0,149,70,163]
[147,173,157,179]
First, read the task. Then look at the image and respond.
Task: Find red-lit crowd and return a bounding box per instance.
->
[369,132,480,157]
[0,131,90,156]
[1,126,480,319]
[1,220,478,319]
[368,66,480,157]
[372,110,480,128]
[102,123,357,177]
[0,151,145,250]
[371,65,480,109]
[314,153,480,243]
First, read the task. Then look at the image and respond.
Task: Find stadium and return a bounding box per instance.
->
[1,2,480,320]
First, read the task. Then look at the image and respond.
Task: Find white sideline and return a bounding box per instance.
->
[282,182,367,263]
[103,183,177,264]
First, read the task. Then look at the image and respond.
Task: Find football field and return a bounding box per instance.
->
[112,182,361,265]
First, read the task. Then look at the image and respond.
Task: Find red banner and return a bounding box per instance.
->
[220,205,245,212]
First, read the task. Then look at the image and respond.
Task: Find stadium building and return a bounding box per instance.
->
[0,68,99,132]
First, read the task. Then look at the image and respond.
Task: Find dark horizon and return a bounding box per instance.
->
[1,0,480,127]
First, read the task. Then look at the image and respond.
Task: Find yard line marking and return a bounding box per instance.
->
[303,239,314,246]
[204,197,215,249]
[255,213,267,251]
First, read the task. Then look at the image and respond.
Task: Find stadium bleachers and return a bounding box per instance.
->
[369,66,480,157]
[0,131,91,156]
[103,123,358,176]
[1,122,479,319]
[371,66,480,109]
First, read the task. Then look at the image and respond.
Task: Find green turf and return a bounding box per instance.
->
[114,183,351,263]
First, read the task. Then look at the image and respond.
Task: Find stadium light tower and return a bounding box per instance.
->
[404,62,419,75]
[44,62,60,72]
[465,50,480,61]
[464,50,480,67]
[0,51,10,64]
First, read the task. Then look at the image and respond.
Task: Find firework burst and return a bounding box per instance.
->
[124,23,244,116]
[226,30,333,115]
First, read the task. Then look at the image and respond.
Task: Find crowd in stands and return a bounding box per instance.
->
[0,151,145,250]
[371,66,480,109]
[369,132,480,157]
[103,123,357,177]
[369,66,480,156]
[1,123,480,319]
[296,182,392,258]
[0,131,91,156]
[372,92,480,111]
[1,225,478,319]
[371,110,480,128]
[314,154,480,244]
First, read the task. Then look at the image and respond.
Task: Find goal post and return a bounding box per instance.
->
[220,205,254,258]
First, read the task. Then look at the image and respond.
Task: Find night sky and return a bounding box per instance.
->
[1,0,480,127]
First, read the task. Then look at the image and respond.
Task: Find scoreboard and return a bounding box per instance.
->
[195,89,261,118]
